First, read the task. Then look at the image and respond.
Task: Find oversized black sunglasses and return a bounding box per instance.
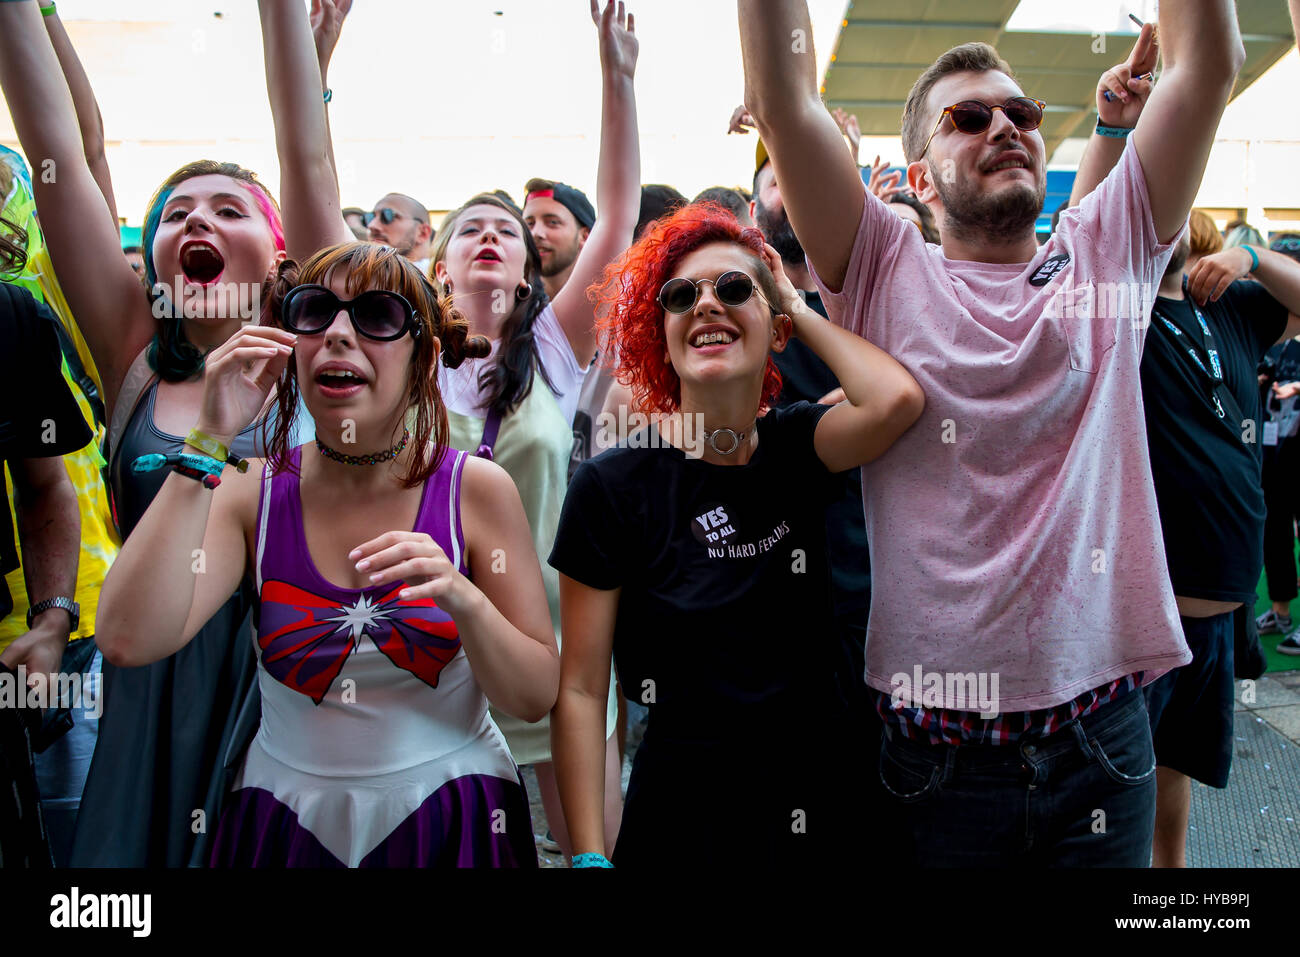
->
[658,270,769,314]
[921,97,1046,156]
[281,284,421,342]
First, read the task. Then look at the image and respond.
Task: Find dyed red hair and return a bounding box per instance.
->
[589,203,783,414]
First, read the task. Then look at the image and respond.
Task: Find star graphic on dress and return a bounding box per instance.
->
[323,592,396,642]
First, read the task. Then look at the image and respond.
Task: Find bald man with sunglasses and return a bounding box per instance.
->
[741,1,1244,866]
[365,193,433,272]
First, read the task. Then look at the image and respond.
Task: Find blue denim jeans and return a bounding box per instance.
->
[878,689,1156,866]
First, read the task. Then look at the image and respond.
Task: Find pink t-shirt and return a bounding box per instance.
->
[811,139,1191,711]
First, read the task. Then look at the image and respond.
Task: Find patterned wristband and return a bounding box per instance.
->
[173,463,221,490]
[132,451,224,477]
[571,852,613,868]
[1095,122,1133,138]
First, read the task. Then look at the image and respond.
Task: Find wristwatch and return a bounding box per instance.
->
[27,596,80,631]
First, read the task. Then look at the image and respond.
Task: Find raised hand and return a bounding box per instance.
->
[1186,246,1254,305]
[832,107,862,165]
[310,0,352,83]
[195,326,296,443]
[1097,21,1158,129]
[758,241,803,320]
[350,531,474,614]
[590,0,638,81]
[728,104,756,135]
[866,155,902,201]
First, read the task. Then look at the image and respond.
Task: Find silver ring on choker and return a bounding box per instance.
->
[704,423,752,455]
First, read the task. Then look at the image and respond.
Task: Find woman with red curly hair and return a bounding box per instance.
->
[549,204,924,867]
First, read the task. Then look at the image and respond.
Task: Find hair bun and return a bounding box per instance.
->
[263,258,300,326]
[436,297,492,369]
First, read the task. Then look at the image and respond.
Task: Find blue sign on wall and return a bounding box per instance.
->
[857,165,1078,236]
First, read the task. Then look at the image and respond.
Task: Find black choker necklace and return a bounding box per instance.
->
[316,428,410,466]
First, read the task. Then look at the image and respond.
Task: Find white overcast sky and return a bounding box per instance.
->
[15,0,1295,220]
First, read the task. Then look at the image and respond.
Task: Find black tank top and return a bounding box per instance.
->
[109,381,268,538]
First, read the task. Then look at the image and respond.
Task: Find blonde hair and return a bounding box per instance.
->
[1188,210,1223,258]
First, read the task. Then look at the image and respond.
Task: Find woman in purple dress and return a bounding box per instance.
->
[96,242,558,867]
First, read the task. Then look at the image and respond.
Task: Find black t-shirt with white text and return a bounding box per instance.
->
[551,402,842,731]
[1141,279,1287,602]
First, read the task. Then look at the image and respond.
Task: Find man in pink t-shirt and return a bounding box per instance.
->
[740,0,1244,865]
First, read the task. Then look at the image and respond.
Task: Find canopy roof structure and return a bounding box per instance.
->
[821,0,1297,161]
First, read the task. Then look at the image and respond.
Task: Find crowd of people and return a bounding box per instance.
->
[1,0,1299,869]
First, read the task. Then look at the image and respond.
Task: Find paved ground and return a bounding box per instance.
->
[1186,671,1300,866]
[521,674,1300,868]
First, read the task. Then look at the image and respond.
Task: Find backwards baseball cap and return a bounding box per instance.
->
[755,138,770,178]
[523,178,596,230]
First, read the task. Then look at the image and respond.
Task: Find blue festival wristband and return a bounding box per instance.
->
[132,451,224,476]
[1095,122,1133,138]
[571,852,613,868]
[1244,245,1259,273]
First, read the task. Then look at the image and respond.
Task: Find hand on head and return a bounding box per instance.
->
[1186,246,1254,305]
[757,242,801,319]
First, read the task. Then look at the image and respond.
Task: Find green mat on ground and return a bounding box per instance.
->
[1253,540,1300,673]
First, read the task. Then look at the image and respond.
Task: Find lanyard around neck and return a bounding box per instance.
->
[1153,277,1227,419]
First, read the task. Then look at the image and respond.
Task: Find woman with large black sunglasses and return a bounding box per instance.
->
[95,242,558,867]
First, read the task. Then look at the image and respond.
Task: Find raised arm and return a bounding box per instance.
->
[1068,24,1158,208]
[96,452,258,668]
[310,0,351,203]
[738,0,864,292]
[551,0,643,369]
[1131,1,1245,242]
[40,1,119,227]
[0,1,153,407]
[754,245,923,470]
[95,326,295,666]
[258,0,352,261]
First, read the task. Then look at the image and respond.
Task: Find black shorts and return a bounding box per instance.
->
[1143,612,1236,788]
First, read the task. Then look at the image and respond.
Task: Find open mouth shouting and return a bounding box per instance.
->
[474,248,503,264]
[313,361,368,398]
[179,241,226,286]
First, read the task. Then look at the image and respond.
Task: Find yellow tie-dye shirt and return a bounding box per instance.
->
[0,149,119,650]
